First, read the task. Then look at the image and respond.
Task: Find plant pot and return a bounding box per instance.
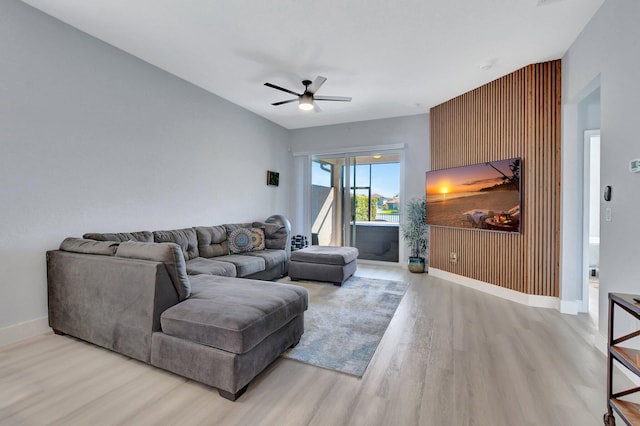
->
[408,256,426,273]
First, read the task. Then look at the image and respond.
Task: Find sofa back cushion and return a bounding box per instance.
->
[59,237,119,256]
[223,223,253,233]
[253,222,288,250]
[195,225,228,258]
[116,241,191,301]
[83,231,153,243]
[153,228,199,261]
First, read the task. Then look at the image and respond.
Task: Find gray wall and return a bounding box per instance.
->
[562,0,640,334]
[290,114,429,203]
[0,1,291,330]
[289,115,430,263]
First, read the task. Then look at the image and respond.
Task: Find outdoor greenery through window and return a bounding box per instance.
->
[350,162,400,223]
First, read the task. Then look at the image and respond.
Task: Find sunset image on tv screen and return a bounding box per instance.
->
[425,158,521,233]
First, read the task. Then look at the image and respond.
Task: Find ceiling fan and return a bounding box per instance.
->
[264,76,352,112]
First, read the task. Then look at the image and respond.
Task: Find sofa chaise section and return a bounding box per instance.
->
[152,274,307,399]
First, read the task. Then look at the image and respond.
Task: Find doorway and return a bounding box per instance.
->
[311,151,401,262]
[583,130,600,325]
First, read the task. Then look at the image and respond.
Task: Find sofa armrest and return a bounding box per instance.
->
[261,215,292,261]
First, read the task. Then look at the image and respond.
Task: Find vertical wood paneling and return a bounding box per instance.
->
[429,61,561,297]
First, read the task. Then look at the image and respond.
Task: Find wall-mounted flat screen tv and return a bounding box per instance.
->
[425,158,522,233]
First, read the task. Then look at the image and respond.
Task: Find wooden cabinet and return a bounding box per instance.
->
[604,293,640,425]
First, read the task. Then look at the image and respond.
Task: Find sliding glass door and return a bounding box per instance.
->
[311,151,400,262]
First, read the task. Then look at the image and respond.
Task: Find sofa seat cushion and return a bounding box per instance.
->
[186,257,236,277]
[244,249,287,270]
[214,255,265,277]
[160,275,309,354]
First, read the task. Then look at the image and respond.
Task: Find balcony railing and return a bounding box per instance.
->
[374,213,400,223]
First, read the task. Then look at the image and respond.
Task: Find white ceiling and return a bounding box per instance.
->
[21,0,603,130]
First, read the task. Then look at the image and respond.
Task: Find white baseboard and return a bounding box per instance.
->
[430,270,639,385]
[579,298,589,313]
[0,317,50,347]
[357,259,403,268]
[429,268,560,310]
[594,332,607,355]
[560,300,579,315]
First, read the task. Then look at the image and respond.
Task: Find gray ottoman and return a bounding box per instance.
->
[289,246,359,285]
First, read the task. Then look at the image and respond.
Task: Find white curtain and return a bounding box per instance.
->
[291,155,311,237]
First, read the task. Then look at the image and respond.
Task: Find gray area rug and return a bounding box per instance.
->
[282,276,408,377]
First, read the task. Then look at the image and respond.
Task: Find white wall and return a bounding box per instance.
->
[562,0,640,335]
[561,82,601,314]
[587,134,601,274]
[288,115,430,262]
[0,0,291,334]
[589,135,601,242]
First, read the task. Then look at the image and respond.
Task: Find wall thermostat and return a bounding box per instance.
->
[631,159,640,173]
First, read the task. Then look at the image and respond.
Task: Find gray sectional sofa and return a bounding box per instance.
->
[46,216,308,401]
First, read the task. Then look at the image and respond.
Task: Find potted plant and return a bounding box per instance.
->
[401,196,429,273]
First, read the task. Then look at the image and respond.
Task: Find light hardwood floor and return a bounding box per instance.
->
[0,266,620,425]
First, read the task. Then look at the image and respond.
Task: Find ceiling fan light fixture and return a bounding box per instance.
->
[265,76,350,112]
[299,94,314,110]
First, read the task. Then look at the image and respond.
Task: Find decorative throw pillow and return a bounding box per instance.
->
[228,228,253,254]
[291,234,309,251]
[251,227,266,251]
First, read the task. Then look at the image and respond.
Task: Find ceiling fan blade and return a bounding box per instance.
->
[264,82,300,97]
[307,76,327,94]
[314,96,352,102]
[271,99,298,106]
[313,103,322,113]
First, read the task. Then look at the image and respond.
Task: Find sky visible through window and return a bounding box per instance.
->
[312,161,400,199]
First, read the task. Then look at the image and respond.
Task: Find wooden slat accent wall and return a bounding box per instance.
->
[429,60,561,296]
